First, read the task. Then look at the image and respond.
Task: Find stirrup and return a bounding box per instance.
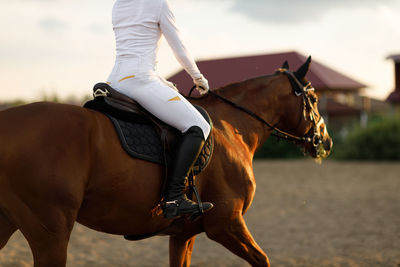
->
[162,197,213,220]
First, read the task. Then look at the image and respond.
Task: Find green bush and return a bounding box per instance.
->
[334,116,400,160]
[255,116,400,160]
[254,136,303,159]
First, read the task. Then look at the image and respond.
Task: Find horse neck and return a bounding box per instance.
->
[201,75,289,156]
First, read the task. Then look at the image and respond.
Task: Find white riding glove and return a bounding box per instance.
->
[193,74,209,95]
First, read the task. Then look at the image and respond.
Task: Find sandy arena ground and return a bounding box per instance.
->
[0,160,399,267]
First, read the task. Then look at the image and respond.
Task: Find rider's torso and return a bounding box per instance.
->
[112,0,162,71]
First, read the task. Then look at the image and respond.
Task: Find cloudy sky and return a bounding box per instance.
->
[1,0,399,101]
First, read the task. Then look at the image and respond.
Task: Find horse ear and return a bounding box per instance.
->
[295,56,312,80]
[282,60,289,70]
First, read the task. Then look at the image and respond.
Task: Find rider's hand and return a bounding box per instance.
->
[193,75,209,95]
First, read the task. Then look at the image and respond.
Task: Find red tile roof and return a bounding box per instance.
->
[168,51,366,96]
[387,54,400,62]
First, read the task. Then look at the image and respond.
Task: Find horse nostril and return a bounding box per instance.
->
[324,138,333,151]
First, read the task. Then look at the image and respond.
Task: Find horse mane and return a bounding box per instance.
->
[186,73,277,101]
[217,74,274,92]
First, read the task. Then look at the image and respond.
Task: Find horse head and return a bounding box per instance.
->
[276,56,333,160]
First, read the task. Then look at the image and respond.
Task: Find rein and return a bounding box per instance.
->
[207,90,311,143]
[188,69,317,144]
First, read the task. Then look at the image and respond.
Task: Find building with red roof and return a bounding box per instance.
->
[169,51,366,95]
[168,51,379,131]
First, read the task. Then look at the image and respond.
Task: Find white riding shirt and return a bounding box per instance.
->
[107,0,210,139]
[111,0,201,79]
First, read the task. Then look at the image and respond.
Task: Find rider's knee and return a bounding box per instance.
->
[185,122,210,140]
[200,122,211,140]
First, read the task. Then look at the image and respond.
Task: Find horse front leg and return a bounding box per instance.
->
[204,213,270,267]
[169,235,197,267]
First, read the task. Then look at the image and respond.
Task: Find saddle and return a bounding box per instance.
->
[83,83,213,175]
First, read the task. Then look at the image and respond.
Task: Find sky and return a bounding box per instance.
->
[0,0,400,102]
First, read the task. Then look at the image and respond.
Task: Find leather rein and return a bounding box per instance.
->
[188,69,323,145]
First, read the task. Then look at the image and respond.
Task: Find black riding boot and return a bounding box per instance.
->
[162,126,213,219]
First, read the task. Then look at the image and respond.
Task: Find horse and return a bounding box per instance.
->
[0,57,332,267]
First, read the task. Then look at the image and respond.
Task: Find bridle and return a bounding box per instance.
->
[188,68,327,152]
[277,68,326,148]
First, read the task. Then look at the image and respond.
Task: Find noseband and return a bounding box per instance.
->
[189,68,326,147]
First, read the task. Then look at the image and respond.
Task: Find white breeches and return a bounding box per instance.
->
[107,61,211,139]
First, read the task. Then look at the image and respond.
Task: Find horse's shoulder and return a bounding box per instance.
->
[212,128,253,168]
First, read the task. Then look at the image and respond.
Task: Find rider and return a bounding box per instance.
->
[107,0,213,218]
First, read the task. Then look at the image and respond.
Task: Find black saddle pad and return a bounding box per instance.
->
[84,97,213,173]
[84,98,175,165]
[108,117,167,164]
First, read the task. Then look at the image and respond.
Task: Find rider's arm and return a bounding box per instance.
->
[159,0,202,80]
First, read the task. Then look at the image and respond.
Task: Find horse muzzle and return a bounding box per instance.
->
[315,136,333,159]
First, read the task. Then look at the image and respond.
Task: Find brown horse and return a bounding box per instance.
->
[0,58,332,267]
